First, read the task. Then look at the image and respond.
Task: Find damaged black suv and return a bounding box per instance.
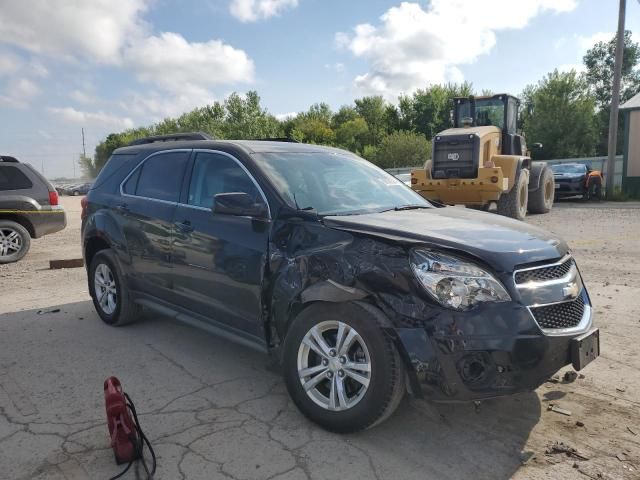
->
[82,133,599,432]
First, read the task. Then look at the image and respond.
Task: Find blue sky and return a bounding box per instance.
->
[1,0,639,178]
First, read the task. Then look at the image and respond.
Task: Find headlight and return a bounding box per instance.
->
[410,249,510,310]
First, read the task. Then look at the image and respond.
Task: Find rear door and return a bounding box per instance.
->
[119,150,190,300]
[171,150,271,340]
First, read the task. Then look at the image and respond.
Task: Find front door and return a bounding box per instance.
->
[172,151,270,340]
[119,150,190,300]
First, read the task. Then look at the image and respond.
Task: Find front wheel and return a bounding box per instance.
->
[283,303,405,433]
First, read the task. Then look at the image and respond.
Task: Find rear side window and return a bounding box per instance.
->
[127,151,189,202]
[0,166,33,191]
[93,153,139,190]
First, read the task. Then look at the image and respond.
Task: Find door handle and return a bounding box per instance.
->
[116,203,129,214]
[174,220,194,234]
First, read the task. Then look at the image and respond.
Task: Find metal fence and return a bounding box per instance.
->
[386,156,624,188]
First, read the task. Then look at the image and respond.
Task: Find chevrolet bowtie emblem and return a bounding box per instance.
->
[563,282,580,299]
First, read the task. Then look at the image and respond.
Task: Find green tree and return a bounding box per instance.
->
[78,154,98,179]
[331,105,359,129]
[398,82,473,140]
[372,130,431,169]
[222,91,282,139]
[335,117,369,152]
[583,30,640,154]
[521,70,597,159]
[354,96,387,146]
[290,103,335,144]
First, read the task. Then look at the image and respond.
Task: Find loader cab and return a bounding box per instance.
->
[453,94,524,156]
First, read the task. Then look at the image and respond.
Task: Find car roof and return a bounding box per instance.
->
[113,140,352,156]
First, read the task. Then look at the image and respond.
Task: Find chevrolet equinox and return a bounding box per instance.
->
[81,133,599,432]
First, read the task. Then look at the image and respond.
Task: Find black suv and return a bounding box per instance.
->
[82,133,599,432]
[0,156,66,263]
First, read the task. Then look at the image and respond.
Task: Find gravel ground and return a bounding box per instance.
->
[0,196,639,480]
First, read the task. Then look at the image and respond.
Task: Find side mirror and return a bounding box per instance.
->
[213,192,268,218]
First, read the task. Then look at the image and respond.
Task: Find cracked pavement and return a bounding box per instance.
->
[1,197,639,480]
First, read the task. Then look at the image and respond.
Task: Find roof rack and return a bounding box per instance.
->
[252,138,300,143]
[0,155,19,163]
[127,132,214,146]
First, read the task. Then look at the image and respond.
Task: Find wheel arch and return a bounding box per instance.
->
[0,214,35,238]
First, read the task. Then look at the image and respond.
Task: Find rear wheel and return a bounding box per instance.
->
[528,166,554,214]
[0,221,30,264]
[497,168,529,220]
[283,302,405,433]
[89,250,141,326]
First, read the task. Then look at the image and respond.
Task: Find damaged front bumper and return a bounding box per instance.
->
[392,289,596,402]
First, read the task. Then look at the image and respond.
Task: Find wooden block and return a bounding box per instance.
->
[49,258,84,269]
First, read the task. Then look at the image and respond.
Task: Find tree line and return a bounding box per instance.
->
[82,31,640,177]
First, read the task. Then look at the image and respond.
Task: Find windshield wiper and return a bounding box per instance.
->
[379,205,430,213]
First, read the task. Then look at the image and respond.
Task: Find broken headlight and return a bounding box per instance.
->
[410,249,510,311]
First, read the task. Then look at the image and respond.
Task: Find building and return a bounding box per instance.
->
[621,92,640,197]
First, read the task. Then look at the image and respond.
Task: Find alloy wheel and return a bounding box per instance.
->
[297,320,371,412]
[0,227,22,257]
[94,263,118,315]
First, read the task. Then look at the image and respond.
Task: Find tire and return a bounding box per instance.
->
[72,191,79,196]
[88,249,141,326]
[497,168,529,220]
[283,302,405,433]
[0,220,31,264]
[528,165,554,214]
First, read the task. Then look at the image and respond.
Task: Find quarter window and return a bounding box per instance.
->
[127,151,189,202]
[187,152,262,209]
[0,166,33,191]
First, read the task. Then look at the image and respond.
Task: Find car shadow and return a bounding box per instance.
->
[0,300,541,480]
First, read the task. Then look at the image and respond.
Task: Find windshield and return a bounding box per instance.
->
[551,164,587,174]
[254,151,431,216]
[456,98,505,129]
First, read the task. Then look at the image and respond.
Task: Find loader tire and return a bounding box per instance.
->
[528,165,554,214]
[497,168,528,221]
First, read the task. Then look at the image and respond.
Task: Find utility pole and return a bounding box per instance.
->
[82,127,86,157]
[605,0,626,199]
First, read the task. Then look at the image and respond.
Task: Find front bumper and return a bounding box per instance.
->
[554,181,585,197]
[394,298,593,401]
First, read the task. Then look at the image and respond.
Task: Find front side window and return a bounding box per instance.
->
[187,152,262,209]
[0,166,33,191]
[128,151,189,202]
[254,151,431,216]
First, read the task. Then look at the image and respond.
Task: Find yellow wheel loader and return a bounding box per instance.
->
[411,94,554,220]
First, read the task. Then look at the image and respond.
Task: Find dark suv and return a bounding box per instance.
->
[0,155,66,263]
[82,133,599,432]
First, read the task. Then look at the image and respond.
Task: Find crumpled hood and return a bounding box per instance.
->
[323,207,568,273]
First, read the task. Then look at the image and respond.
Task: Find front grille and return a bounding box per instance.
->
[515,257,574,284]
[530,296,585,329]
[431,134,479,179]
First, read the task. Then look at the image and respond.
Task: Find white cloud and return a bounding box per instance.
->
[577,32,614,50]
[48,107,134,130]
[230,0,298,22]
[124,32,254,94]
[275,112,297,120]
[0,78,41,108]
[0,51,23,76]
[69,90,98,105]
[336,0,578,98]
[0,0,149,64]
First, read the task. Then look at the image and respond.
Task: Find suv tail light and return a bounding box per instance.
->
[48,190,59,206]
[81,196,88,220]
